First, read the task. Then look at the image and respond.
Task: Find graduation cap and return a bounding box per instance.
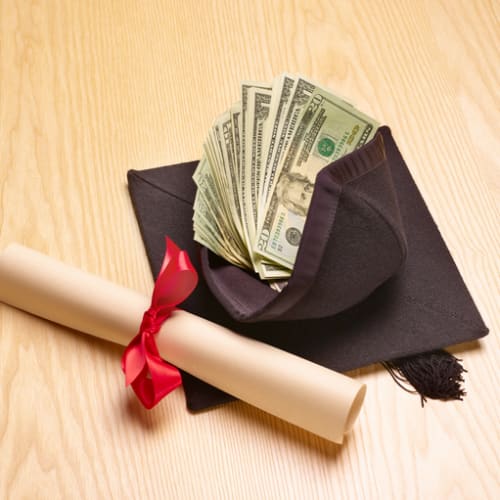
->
[127,126,488,410]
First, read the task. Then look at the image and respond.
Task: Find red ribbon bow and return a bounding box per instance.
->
[121,237,198,409]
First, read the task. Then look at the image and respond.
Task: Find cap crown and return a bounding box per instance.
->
[201,132,408,322]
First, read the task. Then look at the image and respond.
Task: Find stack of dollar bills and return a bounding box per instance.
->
[193,74,380,283]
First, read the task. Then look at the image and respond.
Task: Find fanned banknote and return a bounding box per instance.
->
[192,74,380,281]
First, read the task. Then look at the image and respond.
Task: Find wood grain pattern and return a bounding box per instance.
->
[0,0,498,498]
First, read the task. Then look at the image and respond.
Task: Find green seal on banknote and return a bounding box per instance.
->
[317,136,335,158]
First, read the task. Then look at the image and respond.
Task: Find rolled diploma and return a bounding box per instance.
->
[0,244,365,443]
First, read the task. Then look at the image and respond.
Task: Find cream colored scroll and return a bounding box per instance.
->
[0,244,366,443]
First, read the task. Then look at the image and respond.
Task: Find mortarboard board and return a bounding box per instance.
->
[127,126,488,410]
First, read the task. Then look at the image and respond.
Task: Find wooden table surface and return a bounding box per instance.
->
[1,1,498,498]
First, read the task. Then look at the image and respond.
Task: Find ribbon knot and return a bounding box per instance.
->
[140,309,166,334]
[121,237,198,409]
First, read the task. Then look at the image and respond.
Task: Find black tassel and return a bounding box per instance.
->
[382,349,467,406]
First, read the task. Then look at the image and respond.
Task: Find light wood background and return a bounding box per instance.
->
[0,1,498,498]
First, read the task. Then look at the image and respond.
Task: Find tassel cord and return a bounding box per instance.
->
[382,350,467,406]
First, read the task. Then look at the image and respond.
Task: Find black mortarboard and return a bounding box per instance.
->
[127,126,488,410]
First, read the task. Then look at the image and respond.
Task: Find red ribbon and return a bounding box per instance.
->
[121,237,198,409]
